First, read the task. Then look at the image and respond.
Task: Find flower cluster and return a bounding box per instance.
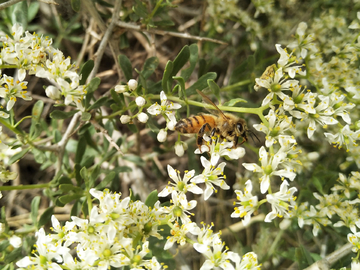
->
[16,186,260,270]
[0,24,87,112]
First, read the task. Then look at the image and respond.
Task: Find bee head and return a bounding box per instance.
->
[235,119,246,136]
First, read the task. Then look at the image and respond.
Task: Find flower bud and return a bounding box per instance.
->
[114,84,127,93]
[128,79,138,91]
[137,112,148,123]
[135,96,146,107]
[175,141,187,157]
[157,129,167,142]
[120,115,131,124]
[45,86,61,100]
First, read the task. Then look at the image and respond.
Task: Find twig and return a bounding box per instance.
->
[55,112,82,173]
[115,21,228,45]
[88,0,122,80]
[303,243,353,270]
[82,0,122,80]
[220,213,265,237]
[0,0,25,10]
[91,120,124,155]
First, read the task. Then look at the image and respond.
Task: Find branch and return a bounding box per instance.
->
[115,21,228,45]
[303,243,353,270]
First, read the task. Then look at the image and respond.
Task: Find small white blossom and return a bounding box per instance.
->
[243,146,296,194]
[120,115,131,124]
[147,91,181,128]
[265,180,297,222]
[158,165,203,197]
[191,156,230,200]
[137,112,149,123]
[231,180,259,226]
[9,235,22,248]
[157,129,167,142]
[45,85,61,100]
[174,141,186,157]
[114,84,127,93]
[135,96,146,107]
[128,79,138,91]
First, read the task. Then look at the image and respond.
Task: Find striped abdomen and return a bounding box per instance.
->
[175,115,217,134]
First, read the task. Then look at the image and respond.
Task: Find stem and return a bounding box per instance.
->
[0,118,23,135]
[0,183,50,191]
[221,79,251,91]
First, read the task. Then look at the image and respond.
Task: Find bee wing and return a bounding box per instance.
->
[196,90,228,120]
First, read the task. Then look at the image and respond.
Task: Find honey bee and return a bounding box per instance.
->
[175,90,258,149]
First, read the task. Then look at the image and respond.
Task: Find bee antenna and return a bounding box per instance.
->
[248,130,260,143]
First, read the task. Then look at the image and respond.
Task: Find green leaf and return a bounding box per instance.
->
[87,96,108,110]
[31,196,40,226]
[96,171,116,189]
[32,100,44,123]
[111,89,122,105]
[79,60,94,85]
[123,154,145,166]
[71,201,81,216]
[59,194,83,204]
[12,1,28,29]
[29,123,42,140]
[81,112,92,121]
[181,44,198,81]
[207,79,220,99]
[87,77,101,94]
[71,0,81,12]
[50,110,78,119]
[119,54,133,82]
[186,72,217,96]
[133,0,148,18]
[80,166,89,183]
[8,148,30,164]
[223,98,248,107]
[141,57,159,79]
[145,190,158,207]
[28,2,40,22]
[75,136,87,164]
[32,148,46,163]
[172,45,190,77]
[59,184,84,193]
[162,60,173,93]
[38,206,54,227]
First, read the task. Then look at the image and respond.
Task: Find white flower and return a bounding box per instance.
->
[164,222,200,250]
[191,156,230,200]
[0,74,31,111]
[255,67,299,107]
[147,91,181,127]
[352,260,360,270]
[174,141,186,157]
[157,129,167,142]
[194,135,245,166]
[135,96,146,107]
[253,109,293,147]
[128,79,138,91]
[243,146,296,194]
[159,165,203,197]
[9,235,22,248]
[137,112,149,123]
[114,84,127,93]
[233,252,260,270]
[264,180,297,222]
[231,180,258,226]
[120,115,131,124]
[199,234,237,270]
[325,125,360,149]
[161,191,197,224]
[45,85,61,100]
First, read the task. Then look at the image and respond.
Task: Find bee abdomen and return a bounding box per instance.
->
[175,118,197,133]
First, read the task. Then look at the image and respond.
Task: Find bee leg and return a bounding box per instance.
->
[238,134,248,146]
[232,136,238,148]
[197,123,212,152]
